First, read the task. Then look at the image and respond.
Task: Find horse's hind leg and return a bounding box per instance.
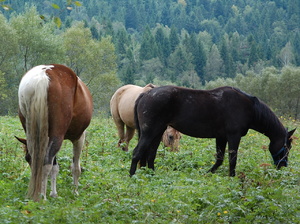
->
[50,157,59,198]
[41,164,53,200]
[130,137,151,176]
[130,142,144,176]
[124,125,135,151]
[115,119,127,150]
[41,139,63,200]
[147,135,163,170]
[209,137,227,173]
[72,131,85,195]
[130,132,163,176]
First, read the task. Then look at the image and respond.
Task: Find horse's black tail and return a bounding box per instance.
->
[134,92,145,139]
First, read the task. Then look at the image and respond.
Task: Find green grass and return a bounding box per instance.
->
[0,116,299,223]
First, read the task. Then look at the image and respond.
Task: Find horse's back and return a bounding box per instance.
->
[46,64,93,140]
[136,86,254,138]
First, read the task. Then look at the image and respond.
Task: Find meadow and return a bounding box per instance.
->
[0,116,299,223]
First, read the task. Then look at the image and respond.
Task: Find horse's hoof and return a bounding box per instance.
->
[207,168,215,173]
[50,192,58,198]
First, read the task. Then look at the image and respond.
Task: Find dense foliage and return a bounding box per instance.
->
[0,0,299,117]
[0,116,299,223]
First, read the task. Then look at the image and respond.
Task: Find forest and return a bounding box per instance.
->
[0,0,299,118]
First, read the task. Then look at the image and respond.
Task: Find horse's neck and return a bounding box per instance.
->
[252,119,285,141]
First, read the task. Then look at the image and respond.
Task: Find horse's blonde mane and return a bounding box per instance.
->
[18,65,52,200]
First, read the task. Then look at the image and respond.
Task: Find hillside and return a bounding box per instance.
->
[0,0,299,116]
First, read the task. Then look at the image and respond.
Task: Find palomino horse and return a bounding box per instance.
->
[130,86,295,176]
[110,84,181,152]
[162,126,181,151]
[16,64,93,201]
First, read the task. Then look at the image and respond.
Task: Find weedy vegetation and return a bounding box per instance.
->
[0,116,299,223]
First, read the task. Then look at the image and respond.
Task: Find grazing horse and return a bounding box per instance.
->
[16,64,93,201]
[130,86,295,177]
[110,84,181,151]
[162,126,181,152]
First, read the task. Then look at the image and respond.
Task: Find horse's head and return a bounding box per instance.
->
[271,128,296,168]
[15,136,31,166]
[162,126,181,152]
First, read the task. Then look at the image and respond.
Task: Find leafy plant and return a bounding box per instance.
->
[0,116,299,223]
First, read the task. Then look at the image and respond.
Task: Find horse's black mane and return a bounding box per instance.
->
[234,87,284,136]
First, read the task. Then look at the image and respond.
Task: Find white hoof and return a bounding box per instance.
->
[50,192,58,198]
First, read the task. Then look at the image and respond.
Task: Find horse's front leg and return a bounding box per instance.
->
[227,135,241,177]
[50,157,59,198]
[72,131,85,195]
[209,137,227,173]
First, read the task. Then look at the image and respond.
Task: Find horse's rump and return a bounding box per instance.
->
[110,84,155,129]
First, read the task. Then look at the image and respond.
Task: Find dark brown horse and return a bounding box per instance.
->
[130,86,295,176]
[16,64,93,201]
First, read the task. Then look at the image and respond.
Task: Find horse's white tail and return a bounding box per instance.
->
[18,65,52,201]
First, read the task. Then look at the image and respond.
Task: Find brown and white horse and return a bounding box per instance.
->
[110,84,181,152]
[16,64,93,201]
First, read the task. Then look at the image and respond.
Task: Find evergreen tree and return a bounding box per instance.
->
[139,26,158,60]
[154,27,171,66]
[90,25,99,39]
[161,4,171,27]
[205,44,223,81]
[220,38,235,78]
[155,27,165,60]
[248,41,259,67]
[193,39,207,84]
[122,66,135,84]
[291,31,300,66]
[115,29,129,56]
[125,3,138,30]
[169,25,180,52]
[168,45,193,83]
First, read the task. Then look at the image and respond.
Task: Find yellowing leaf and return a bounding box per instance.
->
[74,1,82,7]
[51,3,60,9]
[21,210,31,215]
[54,17,62,28]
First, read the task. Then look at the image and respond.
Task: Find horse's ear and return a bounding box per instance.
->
[146,83,156,88]
[15,136,27,145]
[288,128,296,139]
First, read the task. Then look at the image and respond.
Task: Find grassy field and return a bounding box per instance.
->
[0,116,299,223]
